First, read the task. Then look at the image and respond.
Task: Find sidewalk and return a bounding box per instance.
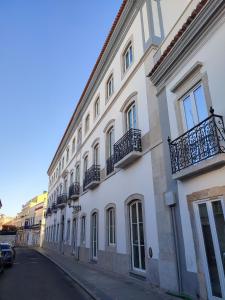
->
[36,247,178,300]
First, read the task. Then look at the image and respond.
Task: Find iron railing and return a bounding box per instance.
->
[69,182,80,198]
[51,202,57,212]
[56,194,67,206]
[113,128,142,165]
[168,109,225,174]
[106,155,114,175]
[83,164,100,189]
[46,207,52,216]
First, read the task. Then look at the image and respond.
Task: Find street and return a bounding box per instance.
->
[0,248,92,300]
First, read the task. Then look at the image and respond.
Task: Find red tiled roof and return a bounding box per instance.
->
[148,0,208,78]
[48,0,128,174]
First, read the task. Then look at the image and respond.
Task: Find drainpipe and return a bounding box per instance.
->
[165,191,183,294]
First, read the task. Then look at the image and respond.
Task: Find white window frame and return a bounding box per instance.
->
[123,42,133,73]
[108,207,116,246]
[80,216,86,245]
[85,114,90,134]
[94,97,100,119]
[93,143,99,165]
[106,74,114,100]
[126,102,136,130]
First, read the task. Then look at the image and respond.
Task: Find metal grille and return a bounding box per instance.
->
[51,202,57,212]
[83,164,100,189]
[113,128,142,165]
[168,110,225,174]
[106,155,114,175]
[56,194,67,205]
[69,182,80,198]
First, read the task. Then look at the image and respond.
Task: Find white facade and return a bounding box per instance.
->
[45,0,195,294]
[150,0,225,299]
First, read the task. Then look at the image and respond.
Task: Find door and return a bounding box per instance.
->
[60,216,64,253]
[129,201,146,272]
[72,218,78,257]
[194,199,225,300]
[91,213,98,260]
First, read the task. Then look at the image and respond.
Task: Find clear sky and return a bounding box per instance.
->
[0,0,122,216]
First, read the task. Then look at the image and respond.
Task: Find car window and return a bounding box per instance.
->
[0,244,10,250]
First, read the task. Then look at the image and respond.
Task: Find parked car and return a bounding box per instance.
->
[0,243,14,267]
[0,250,4,273]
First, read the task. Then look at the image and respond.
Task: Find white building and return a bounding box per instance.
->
[149,0,225,299]
[44,0,221,298]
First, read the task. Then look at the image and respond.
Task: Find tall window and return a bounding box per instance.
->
[107,208,116,246]
[85,114,90,134]
[72,138,76,153]
[129,201,145,271]
[126,102,137,130]
[80,216,86,245]
[123,42,133,72]
[181,84,208,130]
[59,161,61,175]
[56,224,59,242]
[66,147,69,163]
[93,144,99,165]
[70,171,74,185]
[75,164,80,183]
[62,157,65,169]
[107,127,114,158]
[94,97,100,119]
[77,127,82,147]
[106,74,114,100]
[66,220,71,243]
[83,156,88,177]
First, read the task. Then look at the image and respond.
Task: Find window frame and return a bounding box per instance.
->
[85,114,90,134]
[106,74,114,101]
[94,97,100,119]
[80,215,86,245]
[123,41,133,73]
[107,207,116,246]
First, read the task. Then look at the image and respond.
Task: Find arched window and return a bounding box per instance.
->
[129,200,145,271]
[85,114,90,134]
[72,137,76,153]
[91,212,98,260]
[75,164,80,183]
[94,97,100,119]
[107,207,116,246]
[93,143,100,165]
[123,41,133,73]
[106,74,114,100]
[70,171,74,185]
[83,155,88,178]
[126,102,136,130]
[77,127,82,147]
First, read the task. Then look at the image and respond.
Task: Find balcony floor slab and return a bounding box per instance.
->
[114,151,142,169]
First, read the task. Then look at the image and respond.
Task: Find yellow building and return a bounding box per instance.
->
[16,192,48,247]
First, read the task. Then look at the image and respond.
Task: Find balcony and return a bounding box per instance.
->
[168,109,225,180]
[83,164,100,190]
[69,182,80,200]
[51,202,57,213]
[56,194,67,209]
[46,207,52,216]
[113,128,142,169]
[106,155,114,176]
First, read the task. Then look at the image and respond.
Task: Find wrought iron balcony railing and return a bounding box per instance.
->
[168,109,225,174]
[46,207,52,216]
[69,182,80,199]
[83,164,100,190]
[51,202,57,213]
[106,155,114,175]
[56,194,67,207]
[113,128,142,166]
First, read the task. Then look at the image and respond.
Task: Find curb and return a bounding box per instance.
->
[35,248,100,300]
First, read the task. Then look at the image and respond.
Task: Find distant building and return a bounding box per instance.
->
[16,192,48,247]
[0,214,14,230]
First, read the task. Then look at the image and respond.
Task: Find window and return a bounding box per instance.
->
[66,147,69,163]
[106,74,114,100]
[62,157,65,169]
[77,127,82,147]
[70,171,74,185]
[75,164,80,183]
[181,83,208,131]
[93,143,99,165]
[94,97,100,119]
[56,224,59,242]
[80,216,86,245]
[66,220,71,243]
[72,138,76,153]
[126,102,136,130]
[83,156,88,177]
[107,208,116,246]
[59,161,61,175]
[85,114,90,134]
[129,201,145,271]
[107,127,114,158]
[123,42,133,72]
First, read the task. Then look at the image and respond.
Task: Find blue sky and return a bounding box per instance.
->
[0,0,122,216]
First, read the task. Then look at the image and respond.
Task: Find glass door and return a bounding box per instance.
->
[194,199,225,300]
[91,213,98,260]
[72,218,78,258]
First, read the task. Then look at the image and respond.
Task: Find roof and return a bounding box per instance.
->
[148,0,208,78]
[48,0,128,174]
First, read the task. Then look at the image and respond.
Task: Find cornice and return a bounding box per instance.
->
[150,0,225,88]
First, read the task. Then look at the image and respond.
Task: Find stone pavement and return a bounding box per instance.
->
[36,247,179,300]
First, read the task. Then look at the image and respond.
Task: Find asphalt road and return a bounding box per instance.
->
[0,248,92,300]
